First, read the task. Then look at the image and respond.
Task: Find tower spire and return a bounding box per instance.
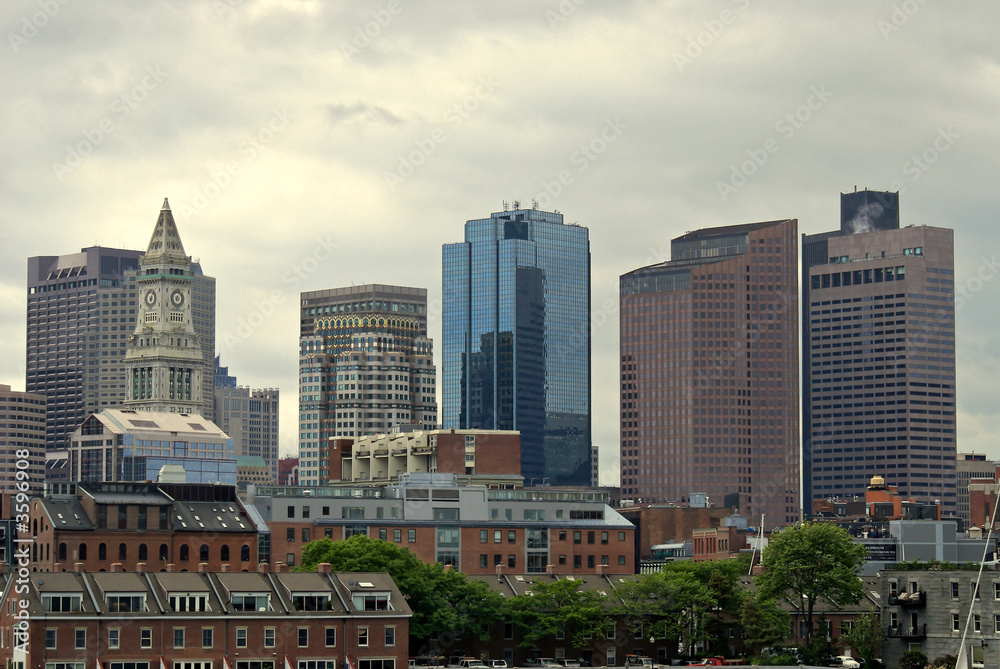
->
[143,198,189,266]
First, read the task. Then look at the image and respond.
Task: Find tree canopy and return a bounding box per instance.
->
[755,522,865,640]
[506,577,610,656]
[296,535,504,645]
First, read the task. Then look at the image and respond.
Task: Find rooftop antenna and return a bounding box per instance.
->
[513,199,521,210]
[502,200,509,212]
[532,199,538,210]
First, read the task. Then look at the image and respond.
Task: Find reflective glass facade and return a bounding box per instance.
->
[443,208,591,486]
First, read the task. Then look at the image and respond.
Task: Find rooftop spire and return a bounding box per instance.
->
[142,198,190,266]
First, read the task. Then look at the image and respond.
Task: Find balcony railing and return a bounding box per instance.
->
[887,624,926,639]
[888,591,926,607]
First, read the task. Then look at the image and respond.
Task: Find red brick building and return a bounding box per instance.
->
[25,482,264,572]
[250,474,634,575]
[0,564,409,669]
[329,429,521,483]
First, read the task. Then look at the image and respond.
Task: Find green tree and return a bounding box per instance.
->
[843,611,887,669]
[506,578,610,657]
[755,522,865,641]
[898,650,928,669]
[739,594,789,657]
[296,535,503,643]
[614,567,717,656]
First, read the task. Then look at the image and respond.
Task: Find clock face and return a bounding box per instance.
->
[144,289,156,307]
[170,289,184,307]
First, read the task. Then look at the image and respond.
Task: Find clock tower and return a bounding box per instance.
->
[123,199,210,415]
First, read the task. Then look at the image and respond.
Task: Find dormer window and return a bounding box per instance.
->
[168,593,209,612]
[291,593,330,611]
[43,594,83,612]
[106,593,146,612]
[231,593,271,611]
[352,592,391,611]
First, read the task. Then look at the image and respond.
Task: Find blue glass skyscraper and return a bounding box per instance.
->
[443,206,591,486]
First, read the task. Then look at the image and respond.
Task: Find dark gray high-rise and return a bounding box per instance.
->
[803,190,957,514]
[442,206,592,486]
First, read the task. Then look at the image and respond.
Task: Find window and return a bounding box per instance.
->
[358,662,395,669]
[480,530,488,543]
[287,528,296,542]
[633,624,643,639]
[302,528,310,543]
[287,506,295,518]
[241,544,251,562]
[494,530,502,543]
[408,529,416,543]
[952,582,960,599]
[141,628,152,648]
[119,543,127,560]
[995,614,1000,634]
[202,628,213,648]
[326,627,337,647]
[138,543,148,561]
[236,628,248,648]
[180,544,189,561]
[45,629,56,649]
[385,625,396,646]
[169,594,208,612]
[358,626,369,647]
[573,555,582,568]
[974,583,981,600]
[173,628,185,648]
[302,506,310,519]
[265,628,276,648]
[287,553,296,567]
[393,529,401,543]
[588,531,595,544]
[378,529,387,540]
[298,628,309,647]
[199,544,209,561]
[108,628,120,649]
[618,531,626,541]
[504,623,514,640]
[107,594,145,612]
[99,543,107,560]
[221,545,230,561]
[232,594,269,611]
[573,531,581,544]
[111,664,151,669]
[974,614,981,633]
[606,650,616,666]
[433,508,459,521]
[601,531,609,544]
[508,530,516,544]
[952,613,961,632]
[618,555,626,565]
[75,628,86,649]
[352,593,391,611]
[508,554,516,568]
[42,595,82,612]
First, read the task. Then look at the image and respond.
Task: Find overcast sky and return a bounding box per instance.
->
[2,1,998,486]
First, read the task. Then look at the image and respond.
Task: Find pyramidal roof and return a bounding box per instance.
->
[142,198,191,266]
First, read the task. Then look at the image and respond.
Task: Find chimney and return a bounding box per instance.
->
[74,562,84,573]
[274,561,285,573]
[110,563,124,573]
[197,562,208,573]
[258,562,270,574]
[545,564,554,575]
[596,564,606,575]
[53,562,63,572]
[317,562,332,574]
[136,562,146,574]
[166,563,175,572]
[495,564,504,580]
[221,563,231,573]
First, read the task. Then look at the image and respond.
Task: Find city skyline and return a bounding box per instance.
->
[2,3,998,484]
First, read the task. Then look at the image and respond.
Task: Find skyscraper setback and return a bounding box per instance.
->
[442,206,592,486]
[619,219,800,526]
[298,284,437,486]
[803,190,957,514]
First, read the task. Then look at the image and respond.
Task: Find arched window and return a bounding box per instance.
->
[45,543,49,561]
[79,543,87,560]
[119,543,127,561]
[180,545,190,561]
[241,544,251,562]
[220,545,230,562]
[99,543,107,561]
[160,544,169,561]
[32,519,38,536]
[199,544,209,562]
[139,544,148,561]
[32,543,37,561]
[58,543,67,561]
